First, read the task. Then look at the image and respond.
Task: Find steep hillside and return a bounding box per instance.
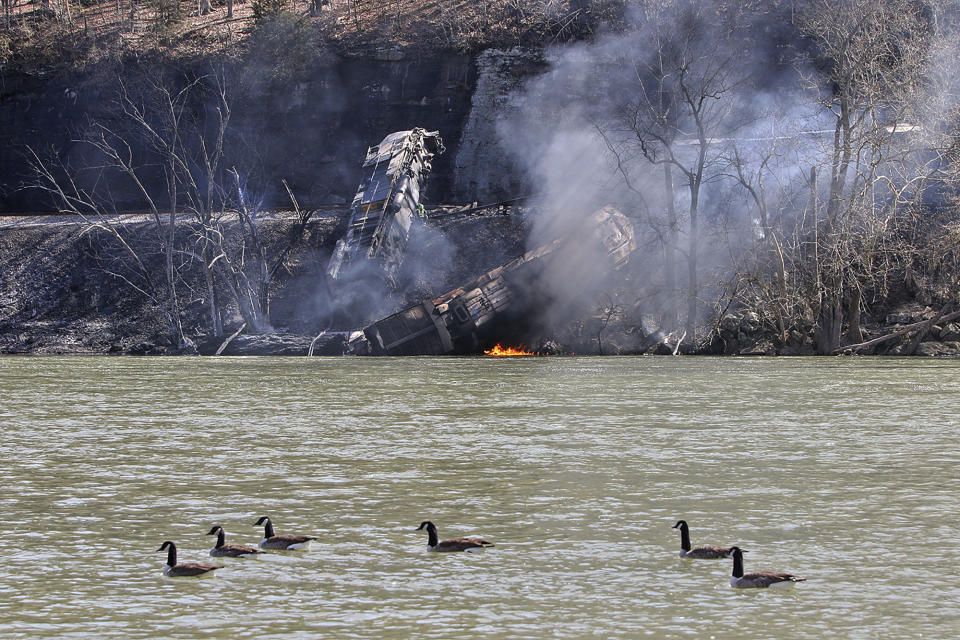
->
[0,0,625,69]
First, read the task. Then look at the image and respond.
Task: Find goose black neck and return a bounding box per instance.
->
[679,525,691,552]
[215,529,225,548]
[263,520,275,538]
[426,524,438,547]
[732,551,744,578]
[166,543,178,567]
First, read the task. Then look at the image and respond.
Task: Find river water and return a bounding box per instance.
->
[1,356,958,638]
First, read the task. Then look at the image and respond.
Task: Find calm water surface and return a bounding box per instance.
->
[1,356,959,639]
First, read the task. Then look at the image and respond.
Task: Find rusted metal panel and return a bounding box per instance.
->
[328,128,444,286]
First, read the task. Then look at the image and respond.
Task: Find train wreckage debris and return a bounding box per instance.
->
[350,205,637,356]
[326,128,444,287]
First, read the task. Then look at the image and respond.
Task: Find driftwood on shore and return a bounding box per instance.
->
[215,323,247,356]
[835,308,960,354]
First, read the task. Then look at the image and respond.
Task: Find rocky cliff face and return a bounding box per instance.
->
[1,49,549,214]
[451,48,548,203]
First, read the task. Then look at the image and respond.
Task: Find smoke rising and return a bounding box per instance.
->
[486,0,960,342]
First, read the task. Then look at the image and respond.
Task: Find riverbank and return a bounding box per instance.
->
[2,210,958,357]
[0,208,529,355]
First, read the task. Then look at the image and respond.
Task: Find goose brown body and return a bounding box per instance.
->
[206,526,263,557]
[253,517,316,550]
[729,547,805,588]
[672,520,732,559]
[157,541,219,577]
[416,521,494,552]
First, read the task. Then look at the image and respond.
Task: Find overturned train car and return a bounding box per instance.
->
[351,205,636,356]
[327,128,444,287]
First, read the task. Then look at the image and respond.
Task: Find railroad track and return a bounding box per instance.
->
[0,198,530,229]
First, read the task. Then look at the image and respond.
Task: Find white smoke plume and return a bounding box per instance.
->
[486,0,960,340]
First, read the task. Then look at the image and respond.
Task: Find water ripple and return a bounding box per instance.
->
[1,356,959,638]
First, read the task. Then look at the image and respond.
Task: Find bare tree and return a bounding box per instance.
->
[2,0,13,30]
[26,147,170,319]
[196,172,315,335]
[594,292,620,354]
[723,135,798,344]
[619,1,742,343]
[27,67,316,350]
[797,0,942,353]
[707,0,960,355]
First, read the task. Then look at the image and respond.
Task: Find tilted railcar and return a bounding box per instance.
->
[352,205,636,356]
[327,128,444,287]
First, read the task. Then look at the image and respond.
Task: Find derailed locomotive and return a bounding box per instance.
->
[327,128,444,286]
[349,205,636,356]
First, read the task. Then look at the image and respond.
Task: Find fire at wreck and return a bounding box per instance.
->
[347,205,636,356]
[325,129,637,357]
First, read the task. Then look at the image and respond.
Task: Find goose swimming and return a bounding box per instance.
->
[206,525,263,558]
[672,520,732,559]
[416,520,494,552]
[728,546,806,588]
[253,517,316,550]
[157,541,219,577]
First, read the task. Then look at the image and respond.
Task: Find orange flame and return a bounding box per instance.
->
[484,343,535,357]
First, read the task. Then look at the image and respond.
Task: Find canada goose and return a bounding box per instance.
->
[253,517,316,550]
[728,547,806,588]
[672,520,732,559]
[156,541,219,577]
[416,520,494,552]
[206,525,263,558]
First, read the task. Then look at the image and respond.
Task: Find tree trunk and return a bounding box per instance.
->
[238,289,271,334]
[685,178,700,342]
[165,167,187,349]
[810,166,819,294]
[663,163,679,330]
[839,308,960,354]
[203,243,223,338]
[846,287,862,343]
[815,293,842,354]
[904,304,951,355]
[199,0,211,15]
[227,0,233,18]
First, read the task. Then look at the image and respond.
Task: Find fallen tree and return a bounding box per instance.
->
[834,307,960,355]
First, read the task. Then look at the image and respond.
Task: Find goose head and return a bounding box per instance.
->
[672,520,688,530]
[254,517,271,527]
[206,526,223,536]
[157,541,175,552]
[416,521,435,532]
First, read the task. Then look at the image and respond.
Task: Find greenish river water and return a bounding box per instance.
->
[1,356,959,639]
